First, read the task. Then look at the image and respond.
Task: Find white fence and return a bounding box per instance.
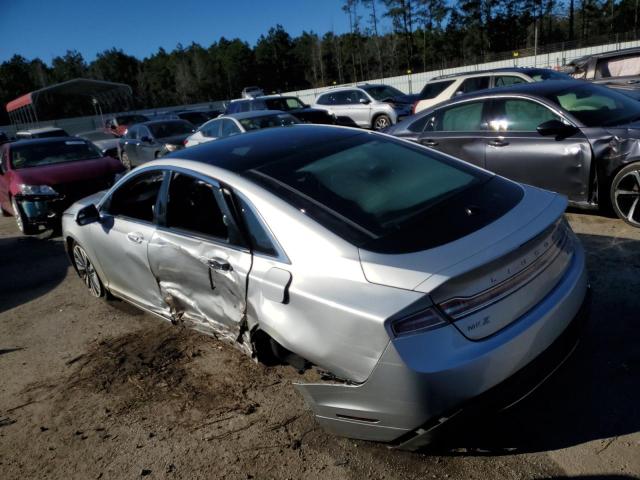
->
[285,38,640,105]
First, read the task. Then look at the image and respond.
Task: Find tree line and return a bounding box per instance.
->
[2,0,640,124]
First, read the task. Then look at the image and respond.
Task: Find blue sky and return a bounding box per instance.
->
[0,0,368,63]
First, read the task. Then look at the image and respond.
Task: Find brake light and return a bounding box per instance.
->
[183,139,188,145]
[390,308,447,336]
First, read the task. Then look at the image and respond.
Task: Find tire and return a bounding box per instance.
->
[72,243,105,298]
[372,114,391,131]
[610,162,640,227]
[121,151,132,170]
[11,196,38,235]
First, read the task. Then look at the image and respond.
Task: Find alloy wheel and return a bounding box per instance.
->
[73,244,103,297]
[614,169,640,227]
[373,115,390,130]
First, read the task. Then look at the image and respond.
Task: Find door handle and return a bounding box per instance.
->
[421,139,439,147]
[488,139,510,147]
[127,232,143,244]
[208,259,231,271]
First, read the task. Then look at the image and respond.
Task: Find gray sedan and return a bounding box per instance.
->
[62,125,588,448]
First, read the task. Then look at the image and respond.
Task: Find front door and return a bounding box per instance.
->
[484,98,592,202]
[93,169,168,315]
[147,171,252,341]
[136,126,159,164]
[416,99,491,168]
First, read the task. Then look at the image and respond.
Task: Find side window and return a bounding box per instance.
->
[286,98,302,109]
[107,170,165,222]
[493,99,560,132]
[494,75,527,87]
[333,91,354,105]
[238,101,251,113]
[221,119,241,137]
[407,115,431,133]
[227,103,240,114]
[202,120,221,138]
[316,94,331,105]
[458,77,490,94]
[420,80,455,99]
[251,100,267,111]
[166,172,228,240]
[236,195,278,256]
[435,101,485,131]
[139,126,151,139]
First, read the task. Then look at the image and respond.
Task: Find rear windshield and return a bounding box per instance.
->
[11,140,102,169]
[149,121,194,138]
[264,97,305,110]
[248,135,495,248]
[239,114,300,131]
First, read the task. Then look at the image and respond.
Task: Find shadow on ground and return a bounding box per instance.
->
[427,233,640,455]
[0,235,69,313]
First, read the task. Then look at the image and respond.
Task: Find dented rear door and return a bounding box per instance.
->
[147,171,252,342]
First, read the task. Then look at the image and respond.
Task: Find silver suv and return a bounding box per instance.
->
[313,85,408,130]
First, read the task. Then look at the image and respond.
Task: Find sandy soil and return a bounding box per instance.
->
[0,210,639,480]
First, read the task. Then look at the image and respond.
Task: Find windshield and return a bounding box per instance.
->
[239,113,300,131]
[528,69,572,81]
[264,97,304,110]
[79,131,118,141]
[250,135,488,241]
[116,115,148,125]
[149,121,194,138]
[11,140,102,169]
[544,83,640,127]
[362,85,404,100]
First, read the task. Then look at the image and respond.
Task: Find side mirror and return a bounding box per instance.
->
[140,136,153,143]
[76,204,101,226]
[359,98,371,105]
[536,119,578,138]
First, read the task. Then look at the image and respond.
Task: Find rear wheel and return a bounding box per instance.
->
[372,114,391,131]
[610,163,640,227]
[11,197,37,235]
[72,243,105,297]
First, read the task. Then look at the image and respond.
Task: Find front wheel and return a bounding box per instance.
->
[372,114,391,131]
[610,162,640,227]
[11,197,37,235]
[72,243,105,297]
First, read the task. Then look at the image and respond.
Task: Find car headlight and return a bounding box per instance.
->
[19,184,58,196]
[164,144,180,152]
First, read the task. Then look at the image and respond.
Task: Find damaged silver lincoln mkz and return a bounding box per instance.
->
[62,125,589,449]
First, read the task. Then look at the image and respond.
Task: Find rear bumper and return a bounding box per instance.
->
[295,241,589,446]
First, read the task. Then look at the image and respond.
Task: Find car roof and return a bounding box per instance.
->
[173,125,364,173]
[8,136,89,147]
[16,127,65,134]
[317,86,364,94]
[255,95,299,100]
[223,110,288,120]
[570,46,640,64]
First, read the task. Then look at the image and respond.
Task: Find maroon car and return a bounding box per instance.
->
[0,137,124,235]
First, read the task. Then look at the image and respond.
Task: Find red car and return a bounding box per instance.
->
[0,137,124,235]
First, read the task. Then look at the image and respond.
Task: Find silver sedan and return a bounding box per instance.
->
[62,125,589,449]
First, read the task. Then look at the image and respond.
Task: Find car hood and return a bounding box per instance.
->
[93,138,120,150]
[12,156,123,189]
[359,184,567,292]
[157,134,191,145]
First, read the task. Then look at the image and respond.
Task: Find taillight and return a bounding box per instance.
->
[411,101,418,115]
[390,308,447,337]
[183,139,188,145]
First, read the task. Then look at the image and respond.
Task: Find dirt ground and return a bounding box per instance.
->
[0,210,639,480]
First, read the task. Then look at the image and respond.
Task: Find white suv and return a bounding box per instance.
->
[313,85,411,130]
[413,68,571,114]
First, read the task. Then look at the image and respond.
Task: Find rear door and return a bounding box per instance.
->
[147,170,253,340]
[220,118,242,138]
[332,90,371,127]
[416,99,491,167]
[484,97,592,201]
